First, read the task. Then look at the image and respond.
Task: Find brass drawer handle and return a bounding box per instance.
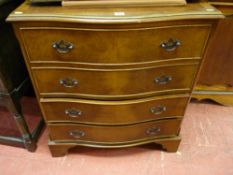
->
[65,109,82,118]
[146,127,161,136]
[160,38,181,52]
[154,75,172,85]
[150,106,166,115]
[60,78,78,88]
[69,130,85,139]
[52,40,74,54]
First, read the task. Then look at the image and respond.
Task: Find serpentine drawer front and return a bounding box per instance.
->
[48,119,181,143]
[21,25,210,63]
[8,2,223,156]
[40,94,189,124]
[32,63,198,99]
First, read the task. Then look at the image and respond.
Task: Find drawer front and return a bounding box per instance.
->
[41,95,189,124]
[21,25,210,63]
[32,64,198,99]
[48,119,181,143]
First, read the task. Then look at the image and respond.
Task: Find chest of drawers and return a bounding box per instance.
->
[7,2,223,157]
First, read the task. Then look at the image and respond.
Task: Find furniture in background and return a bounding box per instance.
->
[8,2,223,156]
[0,0,44,151]
[193,1,233,106]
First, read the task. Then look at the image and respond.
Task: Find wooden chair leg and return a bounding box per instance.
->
[13,113,37,152]
[5,97,36,152]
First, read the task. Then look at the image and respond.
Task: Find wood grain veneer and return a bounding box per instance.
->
[7,2,223,156]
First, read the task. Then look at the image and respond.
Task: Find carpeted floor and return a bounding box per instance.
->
[0,100,233,175]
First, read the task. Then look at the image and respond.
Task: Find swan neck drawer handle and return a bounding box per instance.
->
[52,40,74,53]
[60,78,78,88]
[160,38,181,52]
[69,130,85,139]
[146,127,161,136]
[150,106,166,115]
[65,109,82,118]
[154,75,172,85]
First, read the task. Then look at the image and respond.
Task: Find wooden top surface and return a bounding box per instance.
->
[7,1,224,23]
[208,0,233,3]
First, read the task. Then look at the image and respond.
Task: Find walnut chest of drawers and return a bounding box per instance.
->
[7,2,223,157]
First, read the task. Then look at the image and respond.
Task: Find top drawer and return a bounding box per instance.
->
[21,25,211,64]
